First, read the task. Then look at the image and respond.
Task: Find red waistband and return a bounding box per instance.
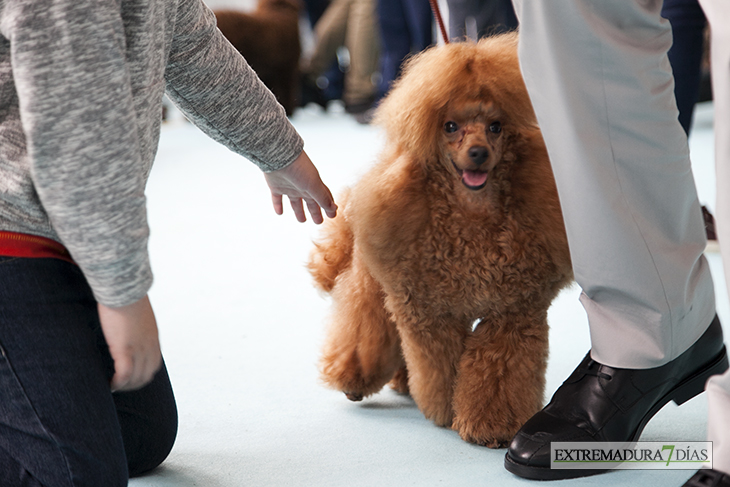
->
[0,231,76,264]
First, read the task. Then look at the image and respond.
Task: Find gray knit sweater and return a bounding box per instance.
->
[0,0,303,306]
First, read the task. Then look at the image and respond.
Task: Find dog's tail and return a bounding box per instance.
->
[308,189,354,293]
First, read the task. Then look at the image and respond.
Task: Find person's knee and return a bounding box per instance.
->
[124,404,178,477]
[116,361,178,477]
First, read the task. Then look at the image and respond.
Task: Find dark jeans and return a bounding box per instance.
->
[376,0,433,100]
[662,0,707,134]
[0,257,177,486]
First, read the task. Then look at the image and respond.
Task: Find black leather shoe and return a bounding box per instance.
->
[505,315,728,481]
[683,469,730,487]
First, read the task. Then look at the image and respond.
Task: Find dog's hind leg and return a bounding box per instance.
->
[319,254,404,401]
[451,309,549,448]
[388,364,410,395]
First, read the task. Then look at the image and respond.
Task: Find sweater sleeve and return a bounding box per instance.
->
[164,0,304,172]
[3,0,153,307]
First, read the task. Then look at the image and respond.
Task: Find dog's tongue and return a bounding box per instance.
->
[462,170,488,188]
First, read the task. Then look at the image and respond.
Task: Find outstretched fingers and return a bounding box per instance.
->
[271,193,284,216]
[264,150,337,224]
[289,197,307,223]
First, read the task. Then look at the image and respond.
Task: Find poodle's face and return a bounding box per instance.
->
[441,99,506,191]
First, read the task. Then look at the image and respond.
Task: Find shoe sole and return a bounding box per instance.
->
[504,452,607,480]
[670,345,728,406]
[504,346,729,481]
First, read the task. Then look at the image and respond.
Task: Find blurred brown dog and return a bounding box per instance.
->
[215,0,301,116]
[308,33,573,448]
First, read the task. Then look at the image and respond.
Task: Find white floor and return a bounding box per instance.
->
[130,101,725,487]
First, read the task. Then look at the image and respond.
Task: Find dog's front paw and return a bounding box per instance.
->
[415,399,454,428]
[452,414,516,448]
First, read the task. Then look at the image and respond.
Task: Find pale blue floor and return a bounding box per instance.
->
[130,101,724,487]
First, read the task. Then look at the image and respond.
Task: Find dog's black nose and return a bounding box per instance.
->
[468,146,489,166]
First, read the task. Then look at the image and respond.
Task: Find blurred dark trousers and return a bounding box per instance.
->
[0,257,177,486]
[662,0,707,134]
[376,0,433,99]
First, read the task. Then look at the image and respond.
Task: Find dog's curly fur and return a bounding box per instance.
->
[308,33,573,448]
[214,0,301,116]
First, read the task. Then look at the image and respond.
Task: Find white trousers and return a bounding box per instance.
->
[512,0,716,369]
[698,0,730,476]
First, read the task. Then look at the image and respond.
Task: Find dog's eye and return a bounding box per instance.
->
[444,121,459,133]
[489,121,502,134]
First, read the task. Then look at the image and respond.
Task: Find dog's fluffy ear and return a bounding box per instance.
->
[373,32,537,162]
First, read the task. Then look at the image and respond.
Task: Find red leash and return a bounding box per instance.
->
[429,0,449,44]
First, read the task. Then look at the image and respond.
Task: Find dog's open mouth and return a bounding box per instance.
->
[452,161,489,190]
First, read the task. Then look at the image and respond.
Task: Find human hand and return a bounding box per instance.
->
[97,295,162,392]
[264,151,337,224]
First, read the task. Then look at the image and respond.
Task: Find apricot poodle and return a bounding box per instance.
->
[308,33,573,448]
[215,0,301,116]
